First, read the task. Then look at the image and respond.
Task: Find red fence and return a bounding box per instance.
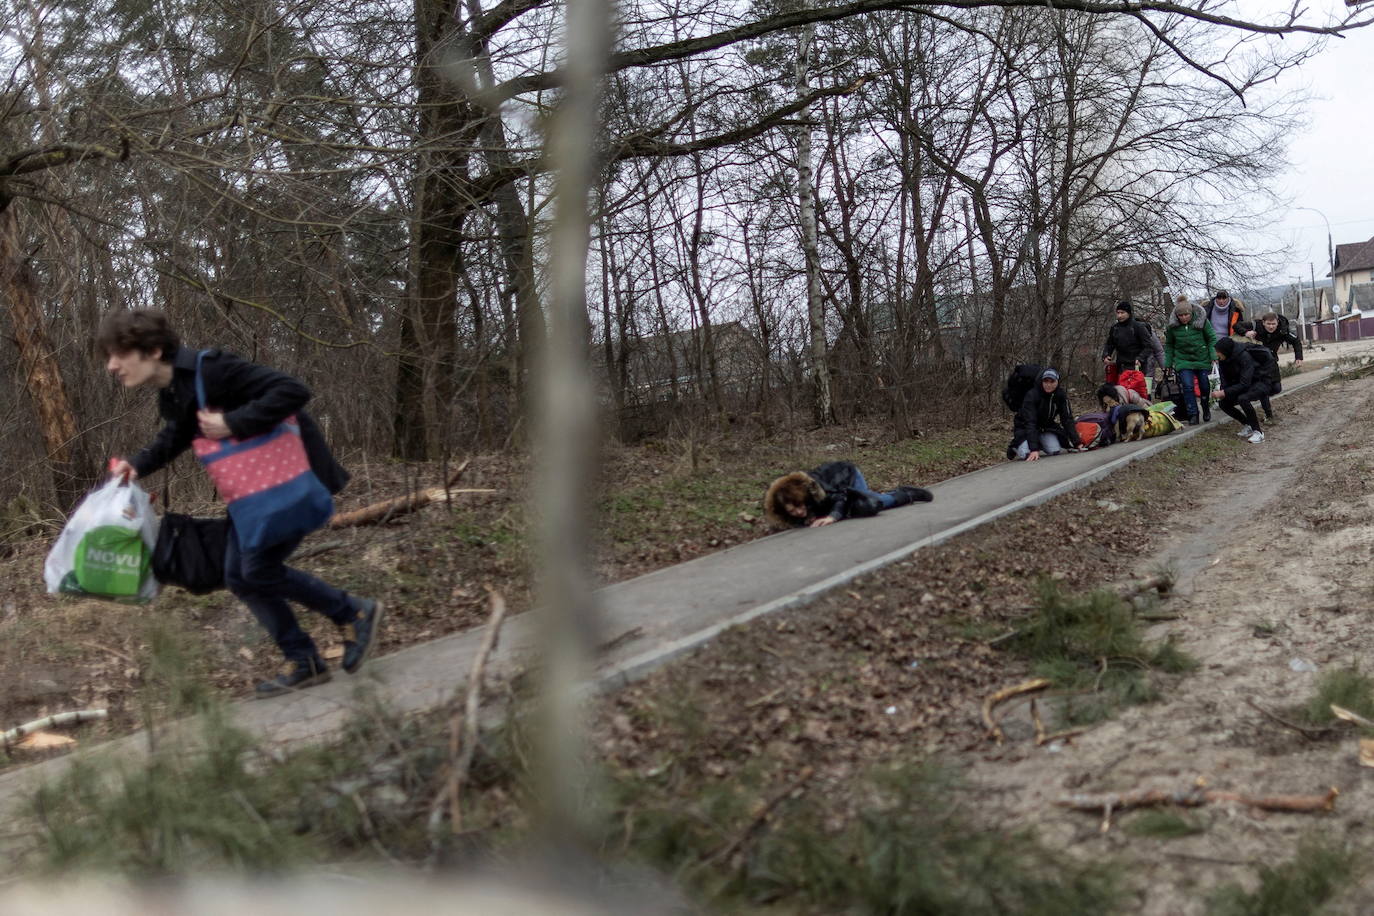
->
[1304,317,1374,342]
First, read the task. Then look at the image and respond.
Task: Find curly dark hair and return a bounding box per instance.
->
[95,309,179,361]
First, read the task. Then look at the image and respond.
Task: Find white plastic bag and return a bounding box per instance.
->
[44,478,160,602]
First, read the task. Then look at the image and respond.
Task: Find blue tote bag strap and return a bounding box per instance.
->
[193,349,210,410]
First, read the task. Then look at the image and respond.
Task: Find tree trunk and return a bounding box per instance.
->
[0,202,85,509]
[394,0,473,459]
[795,24,832,426]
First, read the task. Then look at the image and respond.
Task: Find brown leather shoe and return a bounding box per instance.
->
[255,657,331,698]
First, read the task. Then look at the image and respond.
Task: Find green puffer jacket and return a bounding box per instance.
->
[1164,309,1217,370]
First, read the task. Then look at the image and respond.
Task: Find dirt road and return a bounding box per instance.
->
[967,373,1374,912]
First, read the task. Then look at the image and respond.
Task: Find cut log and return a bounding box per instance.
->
[3,708,108,747]
[329,460,496,528]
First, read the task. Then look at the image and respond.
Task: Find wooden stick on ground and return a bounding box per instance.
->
[982,678,1051,744]
[426,585,510,862]
[448,586,509,833]
[330,460,494,528]
[1058,782,1338,831]
[1246,698,1333,740]
[1330,704,1374,729]
[2,709,107,747]
[1029,698,1089,747]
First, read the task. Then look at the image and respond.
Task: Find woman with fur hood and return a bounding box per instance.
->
[1163,296,1217,426]
[764,461,933,529]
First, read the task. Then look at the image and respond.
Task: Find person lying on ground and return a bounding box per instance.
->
[764,461,933,529]
[1007,368,1082,462]
[1097,382,1149,410]
[1163,296,1216,426]
[99,308,384,699]
[1212,337,1272,444]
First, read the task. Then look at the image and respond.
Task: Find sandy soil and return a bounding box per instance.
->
[964,373,1374,912]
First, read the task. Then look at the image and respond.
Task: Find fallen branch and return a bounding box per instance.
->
[1058,782,1338,831]
[1029,698,1089,747]
[449,587,508,832]
[982,678,1051,744]
[2,709,107,747]
[427,586,509,863]
[1330,704,1374,729]
[330,460,494,528]
[597,626,644,655]
[1247,698,1333,740]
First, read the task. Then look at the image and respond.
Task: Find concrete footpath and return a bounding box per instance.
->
[0,366,1340,799]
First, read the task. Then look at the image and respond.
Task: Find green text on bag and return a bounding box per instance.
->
[69,525,150,597]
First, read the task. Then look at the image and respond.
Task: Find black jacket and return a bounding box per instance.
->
[130,346,349,495]
[1008,372,1080,457]
[1215,338,1276,400]
[762,461,883,527]
[1101,318,1161,369]
[1252,315,1303,361]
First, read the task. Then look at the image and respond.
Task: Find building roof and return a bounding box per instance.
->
[1332,235,1374,277]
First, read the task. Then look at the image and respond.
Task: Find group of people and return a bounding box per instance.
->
[1008,290,1303,460]
[763,290,1306,530]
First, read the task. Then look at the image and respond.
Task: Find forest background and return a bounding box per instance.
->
[0,0,1369,514]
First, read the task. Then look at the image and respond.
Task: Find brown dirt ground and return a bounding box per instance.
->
[0,407,1009,769]
[589,377,1365,911]
[10,370,1367,910]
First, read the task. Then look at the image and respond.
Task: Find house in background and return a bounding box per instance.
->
[1332,235,1374,313]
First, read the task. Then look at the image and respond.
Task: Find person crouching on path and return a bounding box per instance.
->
[1212,337,1269,444]
[1008,368,1081,461]
[1163,296,1217,426]
[98,309,384,698]
[764,461,933,529]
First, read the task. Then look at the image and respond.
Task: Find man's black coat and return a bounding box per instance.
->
[130,346,349,495]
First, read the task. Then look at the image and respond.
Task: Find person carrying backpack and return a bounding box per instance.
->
[1212,337,1270,444]
[1001,364,1045,413]
[1163,296,1217,426]
[1101,301,1164,385]
[1007,368,1081,461]
[99,309,385,698]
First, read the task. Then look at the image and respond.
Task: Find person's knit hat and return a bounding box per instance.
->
[1215,337,1236,358]
[1115,300,1133,315]
[1041,368,1060,381]
[1214,289,1230,300]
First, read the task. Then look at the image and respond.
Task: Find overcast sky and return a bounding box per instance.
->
[1268,12,1374,288]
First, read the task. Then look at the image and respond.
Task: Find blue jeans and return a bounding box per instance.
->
[1015,430,1065,460]
[850,469,897,509]
[225,524,357,664]
[1176,369,1211,420]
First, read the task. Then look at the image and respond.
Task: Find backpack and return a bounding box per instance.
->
[1073,411,1113,450]
[1001,364,1044,413]
[151,513,230,594]
[1116,369,1149,401]
[1245,343,1281,385]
